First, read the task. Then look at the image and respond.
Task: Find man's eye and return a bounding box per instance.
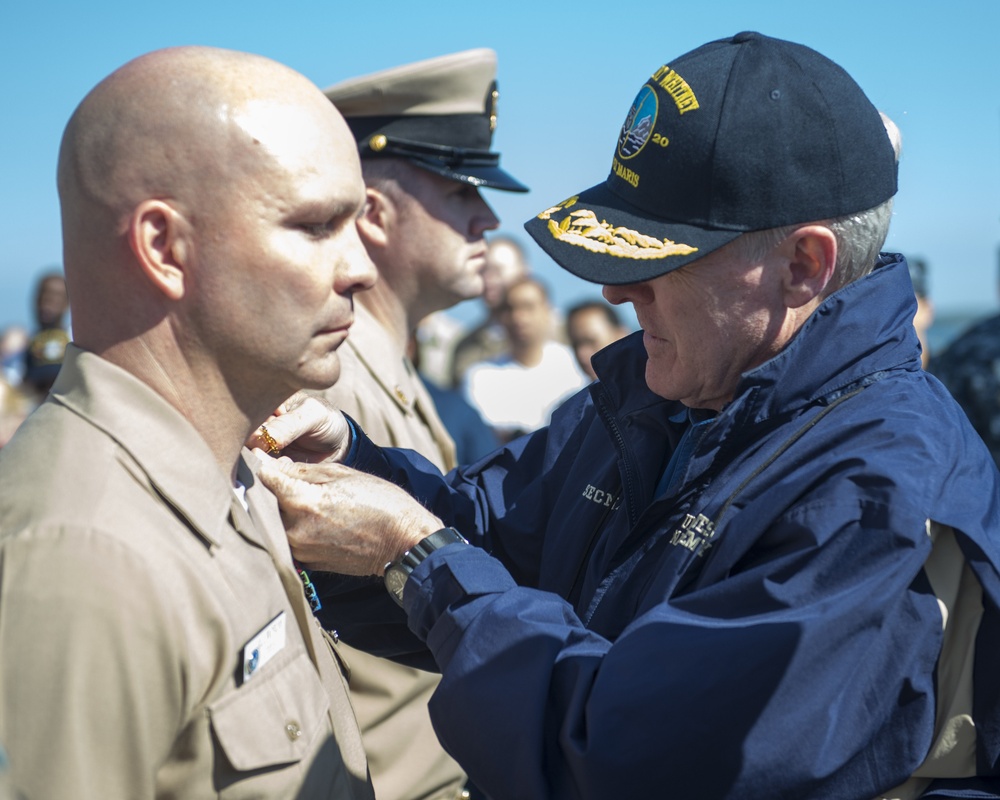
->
[451,184,479,201]
[300,221,333,237]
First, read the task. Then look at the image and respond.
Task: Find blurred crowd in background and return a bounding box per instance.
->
[2,239,999,469]
[0,271,71,447]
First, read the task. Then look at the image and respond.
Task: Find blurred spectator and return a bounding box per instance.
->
[0,325,30,386]
[410,332,499,464]
[566,300,631,381]
[23,271,70,398]
[930,251,1000,467]
[908,257,934,368]
[449,234,529,387]
[414,311,464,389]
[463,276,587,442]
[0,326,28,387]
[0,276,69,446]
[0,374,31,449]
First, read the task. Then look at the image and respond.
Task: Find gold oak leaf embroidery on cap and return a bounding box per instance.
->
[538,199,697,261]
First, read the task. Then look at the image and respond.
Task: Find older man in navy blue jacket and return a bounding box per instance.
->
[255,32,1000,800]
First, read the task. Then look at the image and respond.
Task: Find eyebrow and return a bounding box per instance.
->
[291,195,363,222]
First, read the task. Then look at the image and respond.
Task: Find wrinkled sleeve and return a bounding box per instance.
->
[0,528,183,799]
[397,500,944,800]
[351,389,594,583]
[317,396,593,656]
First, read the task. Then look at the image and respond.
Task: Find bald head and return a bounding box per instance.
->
[54,46,374,436]
[59,47,328,227]
[58,47,359,346]
[58,47,368,349]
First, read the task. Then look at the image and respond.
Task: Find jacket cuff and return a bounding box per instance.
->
[404,545,517,669]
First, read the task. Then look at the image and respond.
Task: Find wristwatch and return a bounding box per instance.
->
[384,527,468,607]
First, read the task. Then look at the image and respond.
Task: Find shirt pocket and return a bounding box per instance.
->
[210,649,331,774]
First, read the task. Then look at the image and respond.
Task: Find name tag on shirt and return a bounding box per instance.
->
[242,612,286,683]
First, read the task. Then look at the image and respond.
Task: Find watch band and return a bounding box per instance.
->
[384,527,468,607]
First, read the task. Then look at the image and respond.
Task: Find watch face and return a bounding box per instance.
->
[385,566,408,602]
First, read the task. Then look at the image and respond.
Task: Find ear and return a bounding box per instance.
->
[127,200,189,301]
[779,225,837,309]
[355,186,392,251]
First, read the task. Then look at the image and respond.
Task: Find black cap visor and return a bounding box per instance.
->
[362,135,528,192]
[524,179,742,285]
[417,160,528,192]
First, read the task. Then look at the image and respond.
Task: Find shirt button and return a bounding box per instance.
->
[285,721,302,741]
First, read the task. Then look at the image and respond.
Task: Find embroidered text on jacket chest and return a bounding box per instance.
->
[582,483,622,509]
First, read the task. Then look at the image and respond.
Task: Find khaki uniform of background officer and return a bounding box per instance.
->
[316,49,527,800]
[0,46,377,798]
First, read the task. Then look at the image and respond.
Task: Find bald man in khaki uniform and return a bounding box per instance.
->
[317,50,527,800]
[0,46,377,799]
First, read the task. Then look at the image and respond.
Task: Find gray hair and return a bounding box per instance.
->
[735,111,901,293]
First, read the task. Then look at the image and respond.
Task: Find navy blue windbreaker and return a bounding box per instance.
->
[318,255,1000,799]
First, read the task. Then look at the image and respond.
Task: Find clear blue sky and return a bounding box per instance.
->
[3,1,999,334]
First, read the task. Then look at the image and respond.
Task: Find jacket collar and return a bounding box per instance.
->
[731,253,920,425]
[590,330,678,421]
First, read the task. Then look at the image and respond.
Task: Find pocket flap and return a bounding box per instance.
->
[210,650,331,771]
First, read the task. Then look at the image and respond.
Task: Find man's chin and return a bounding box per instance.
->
[458,274,486,303]
[297,357,341,392]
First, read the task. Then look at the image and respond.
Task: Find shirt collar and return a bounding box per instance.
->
[49,345,238,548]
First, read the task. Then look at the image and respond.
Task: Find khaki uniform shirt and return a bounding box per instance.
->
[328,306,456,471]
[0,347,373,800]
[321,306,465,800]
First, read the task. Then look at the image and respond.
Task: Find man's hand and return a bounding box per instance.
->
[255,453,442,575]
[248,392,352,464]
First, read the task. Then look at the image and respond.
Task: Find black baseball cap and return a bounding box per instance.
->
[524,31,897,285]
[324,49,528,193]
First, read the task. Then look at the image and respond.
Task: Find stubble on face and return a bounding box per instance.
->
[385,164,496,314]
